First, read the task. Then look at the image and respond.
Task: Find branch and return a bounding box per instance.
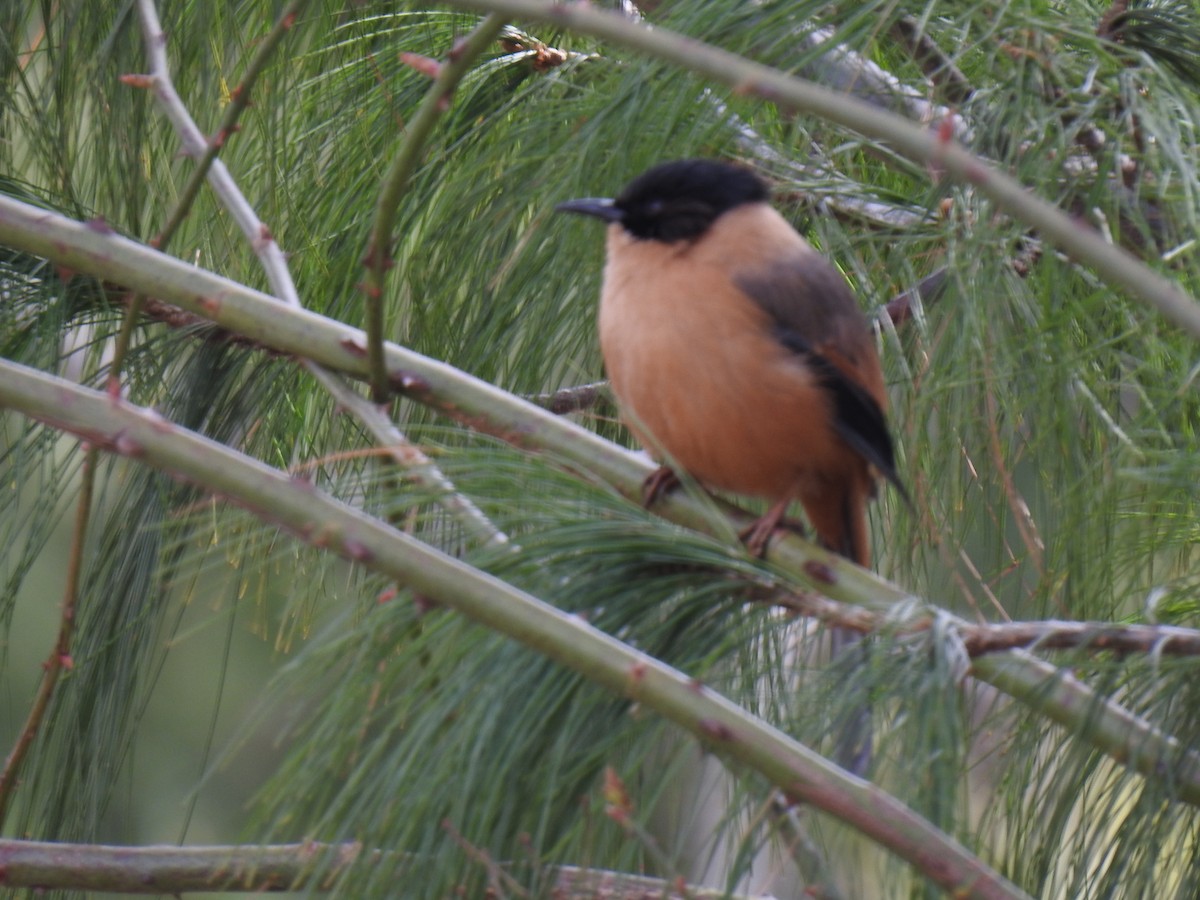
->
[0,838,773,898]
[798,25,971,141]
[0,839,344,893]
[2,196,1198,806]
[363,14,507,402]
[772,600,1200,791]
[131,0,507,549]
[971,650,1199,785]
[151,0,309,247]
[0,1,314,832]
[434,0,1200,341]
[0,192,852,574]
[0,455,94,821]
[773,591,1200,657]
[711,90,934,231]
[0,358,1029,900]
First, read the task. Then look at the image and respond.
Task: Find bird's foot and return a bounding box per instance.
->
[641,466,680,507]
[776,516,807,537]
[738,498,800,557]
[739,518,777,558]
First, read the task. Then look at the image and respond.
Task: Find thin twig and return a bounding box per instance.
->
[111,1,308,387]
[0,838,776,898]
[3,197,1197,808]
[132,0,297,308]
[442,818,530,899]
[768,794,847,900]
[320,368,508,548]
[0,358,1034,900]
[363,14,508,403]
[153,0,308,248]
[435,0,1200,340]
[0,454,94,822]
[961,620,1200,657]
[771,590,1200,658]
[132,0,506,548]
[0,0,313,830]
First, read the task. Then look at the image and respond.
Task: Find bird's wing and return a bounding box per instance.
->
[735,256,908,501]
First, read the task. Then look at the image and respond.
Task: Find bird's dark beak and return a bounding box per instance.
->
[555,197,624,223]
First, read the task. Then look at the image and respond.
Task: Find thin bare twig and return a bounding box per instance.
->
[771,590,1200,658]
[768,794,846,900]
[0,358,1034,899]
[0,1,314,830]
[154,0,309,248]
[112,1,308,387]
[0,837,779,897]
[3,197,1197,810]
[961,620,1200,657]
[442,818,530,899]
[0,455,94,821]
[132,0,506,549]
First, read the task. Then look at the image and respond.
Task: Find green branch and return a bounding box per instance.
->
[973,651,1199,782]
[0,358,1028,900]
[130,0,506,548]
[0,838,774,897]
[434,0,1200,341]
[0,193,826,579]
[1,195,1197,805]
[363,14,507,402]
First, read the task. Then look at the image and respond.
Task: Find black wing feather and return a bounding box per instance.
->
[736,256,909,504]
[772,327,908,502]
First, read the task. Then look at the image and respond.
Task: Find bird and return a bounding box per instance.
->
[556,158,906,567]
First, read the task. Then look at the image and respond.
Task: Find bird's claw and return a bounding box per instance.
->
[641,466,680,507]
[738,503,804,557]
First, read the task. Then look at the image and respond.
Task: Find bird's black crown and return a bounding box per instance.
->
[614,159,769,242]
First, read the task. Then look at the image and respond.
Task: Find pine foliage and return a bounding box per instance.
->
[2,1,1200,897]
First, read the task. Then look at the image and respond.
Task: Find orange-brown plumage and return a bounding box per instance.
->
[558,159,903,566]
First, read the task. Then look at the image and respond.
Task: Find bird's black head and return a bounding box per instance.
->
[556,159,770,242]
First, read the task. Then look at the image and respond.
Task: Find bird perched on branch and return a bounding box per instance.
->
[556,159,906,566]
